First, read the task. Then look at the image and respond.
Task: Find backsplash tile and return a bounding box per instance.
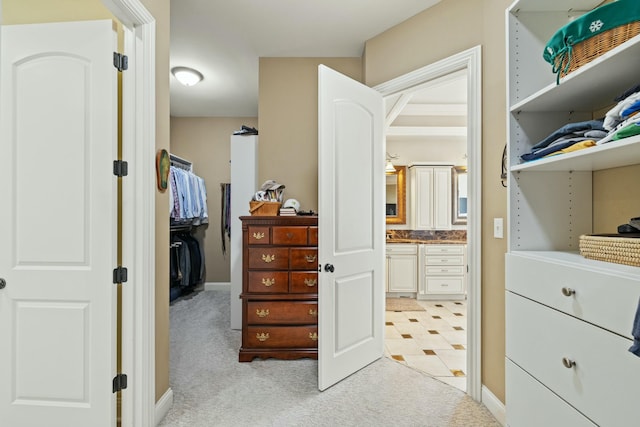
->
[386,229,467,243]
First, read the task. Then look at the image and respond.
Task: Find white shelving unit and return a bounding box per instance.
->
[506,1,640,426]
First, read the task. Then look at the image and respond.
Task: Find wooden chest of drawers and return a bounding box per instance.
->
[239,215,318,362]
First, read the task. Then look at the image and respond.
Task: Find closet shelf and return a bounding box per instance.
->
[509,0,602,12]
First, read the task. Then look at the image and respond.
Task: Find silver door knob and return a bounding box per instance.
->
[0,278,5,289]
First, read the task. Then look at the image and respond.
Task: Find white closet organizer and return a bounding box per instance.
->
[506,1,640,426]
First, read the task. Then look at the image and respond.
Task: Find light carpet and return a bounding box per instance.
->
[158,290,499,427]
[385,297,426,312]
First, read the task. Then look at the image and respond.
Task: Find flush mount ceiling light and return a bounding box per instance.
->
[171,66,203,86]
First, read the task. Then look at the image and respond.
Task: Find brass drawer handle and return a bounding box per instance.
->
[304,278,317,287]
[309,332,318,341]
[305,254,317,263]
[256,332,270,342]
[309,309,318,317]
[262,254,275,263]
[286,232,294,239]
[256,309,270,318]
[262,278,275,287]
[253,232,265,240]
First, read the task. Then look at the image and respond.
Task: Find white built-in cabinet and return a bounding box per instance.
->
[409,164,452,230]
[506,1,640,426]
[385,244,417,293]
[418,244,466,300]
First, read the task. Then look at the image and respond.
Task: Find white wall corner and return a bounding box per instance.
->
[482,385,506,426]
[155,388,173,426]
[204,282,231,291]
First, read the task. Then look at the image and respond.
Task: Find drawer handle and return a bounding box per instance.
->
[256,309,270,318]
[309,332,318,341]
[561,287,575,297]
[262,278,275,287]
[253,232,265,240]
[256,332,270,342]
[562,357,576,369]
[262,254,275,263]
[305,254,317,263]
[304,278,317,287]
[286,232,294,239]
[309,309,318,317]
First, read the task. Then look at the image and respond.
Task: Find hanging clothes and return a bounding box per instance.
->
[220,183,231,255]
[169,166,208,225]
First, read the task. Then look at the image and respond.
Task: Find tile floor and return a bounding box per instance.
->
[384,299,467,392]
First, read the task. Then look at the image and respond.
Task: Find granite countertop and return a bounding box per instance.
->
[386,238,466,244]
[385,230,467,244]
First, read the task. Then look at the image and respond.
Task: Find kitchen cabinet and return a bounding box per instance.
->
[409,164,452,230]
[418,244,466,300]
[385,244,417,293]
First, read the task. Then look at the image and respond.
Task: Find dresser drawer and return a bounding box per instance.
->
[272,226,308,245]
[247,226,270,245]
[425,255,464,266]
[247,271,288,293]
[290,272,318,293]
[506,252,639,338]
[425,266,465,275]
[426,277,463,293]
[248,247,289,269]
[309,227,318,245]
[290,248,318,270]
[246,301,318,325]
[424,245,464,255]
[506,292,639,427]
[245,326,318,348]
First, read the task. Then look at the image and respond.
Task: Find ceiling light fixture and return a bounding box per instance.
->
[385,152,399,173]
[171,66,203,86]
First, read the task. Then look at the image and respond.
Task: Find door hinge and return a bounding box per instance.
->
[113,266,128,284]
[113,160,128,177]
[113,52,128,72]
[112,373,128,393]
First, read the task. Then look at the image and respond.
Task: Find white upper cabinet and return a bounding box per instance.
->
[410,165,452,230]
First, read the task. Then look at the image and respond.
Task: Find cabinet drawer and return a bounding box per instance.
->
[247,226,270,245]
[425,266,465,275]
[290,272,318,293]
[245,326,318,348]
[506,292,639,427]
[506,359,596,427]
[386,244,417,254]
[272,226,308,245]
[246,301,318,325]
[309,227,318,245]
[425,255,463,266]
[426,277,463,293]
[248,247,289,269]
[506,253,640,338]
[424,245,464,255]
[247,271,288,293]
[290,248,318,270]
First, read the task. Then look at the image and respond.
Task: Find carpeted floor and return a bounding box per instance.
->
[158,290,500,427]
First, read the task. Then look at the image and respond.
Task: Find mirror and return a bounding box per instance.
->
[386,165,406,224]
[452,166,468,225]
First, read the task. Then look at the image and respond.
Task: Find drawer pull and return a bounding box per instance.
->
[304,278,317,287]
[286,232,294,239]
[256,309,270,318]
[561,287,575,297]
[262,254,275,263]
[305,254,317,263]
[309,309,318,317]
[252,232,265,240]
[256,332,270,342]
[262,278,275,287]
[309,332,318,341]
[562,357,576,369]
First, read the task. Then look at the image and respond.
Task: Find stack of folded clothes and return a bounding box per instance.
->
[596,85,640,145]
[520,119,606,162]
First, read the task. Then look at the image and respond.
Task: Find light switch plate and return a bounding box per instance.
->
[494,218,504,239]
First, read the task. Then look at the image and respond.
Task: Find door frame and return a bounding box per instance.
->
[373,45,482,401]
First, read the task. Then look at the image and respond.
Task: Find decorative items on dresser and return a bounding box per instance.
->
[239,216,319,362]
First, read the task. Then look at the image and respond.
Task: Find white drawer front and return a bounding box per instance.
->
[386,244,417,255]
[506,253,639,338]
[506,359,596,427]
[425,266,465,275]
[424,244,464,255]
[506,292,639,427]
[426,277,463,293]
[425,255,464,266]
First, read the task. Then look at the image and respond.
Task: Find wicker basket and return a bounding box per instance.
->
[579,234,640,267]
[249,201,281,216]
[555,21,640,77]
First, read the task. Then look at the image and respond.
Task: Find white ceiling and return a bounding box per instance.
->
[170,0,442,117]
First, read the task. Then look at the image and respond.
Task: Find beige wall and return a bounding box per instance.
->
[170,117,259,282]
[363,0,511,402]
[593,165,640,233]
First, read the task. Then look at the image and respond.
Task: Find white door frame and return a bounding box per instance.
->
[373,45,482,402]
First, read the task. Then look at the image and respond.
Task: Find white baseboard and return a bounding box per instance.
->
[155,387,173,426]
[482,385,506,426]
[204,282,231,291]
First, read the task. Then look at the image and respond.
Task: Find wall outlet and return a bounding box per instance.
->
[494,218,504,239]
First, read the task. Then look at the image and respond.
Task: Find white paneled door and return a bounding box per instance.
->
[317,65,385,391]
[0,21,117,426]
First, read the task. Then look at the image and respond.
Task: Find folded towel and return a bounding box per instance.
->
[629,297,640,357]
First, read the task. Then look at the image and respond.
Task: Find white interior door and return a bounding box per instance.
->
[0,20,117,426]
[317,65,385,391]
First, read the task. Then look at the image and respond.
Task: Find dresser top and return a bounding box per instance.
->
[240,215,318,226]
